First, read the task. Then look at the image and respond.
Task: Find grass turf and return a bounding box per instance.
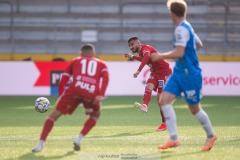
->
[0,96,240,160]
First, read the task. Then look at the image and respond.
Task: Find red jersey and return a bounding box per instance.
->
[58,56,109,99]
[133,44,172,76]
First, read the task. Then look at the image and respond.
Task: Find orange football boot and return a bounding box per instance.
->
[159,139,180,149]
[202,134,217,151]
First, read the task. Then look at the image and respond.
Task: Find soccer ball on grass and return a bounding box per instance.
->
[34,97,50,113]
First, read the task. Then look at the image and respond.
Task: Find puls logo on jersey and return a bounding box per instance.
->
[75,80,96,93]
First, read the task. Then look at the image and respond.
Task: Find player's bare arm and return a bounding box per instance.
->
[196,41,203,50]
[194,33,203,50]
[151,46,185,61]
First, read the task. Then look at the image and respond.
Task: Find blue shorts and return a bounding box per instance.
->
[163,73,202,105]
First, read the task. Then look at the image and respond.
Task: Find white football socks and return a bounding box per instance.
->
[195,108,214,138]
[74,133,84,145]
[161,104,178,140]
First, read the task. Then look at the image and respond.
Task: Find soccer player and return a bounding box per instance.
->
[32,44,109,152]
[125,37,172,131]
[152,0,217,151]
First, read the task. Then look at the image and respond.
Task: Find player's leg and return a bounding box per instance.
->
[188,103,217,151]
[134,82,154,113]
[73,101,100,151]
[156,92,167,131]
[156,76,169,131]
[143,83,154,106]
[158,91,180,149]
[183,74,217,151]
[158,74,181,149]
[32,108,63,152]
[32,92,78,153]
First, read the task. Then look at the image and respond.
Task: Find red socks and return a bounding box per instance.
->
[143,88,152,106]
[39,116,97,141]
[40,116,55,141]
[143,87,165,123]
[160,109,166,123]
[80,117,97,136]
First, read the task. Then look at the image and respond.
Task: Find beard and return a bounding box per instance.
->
[131,48,138,53]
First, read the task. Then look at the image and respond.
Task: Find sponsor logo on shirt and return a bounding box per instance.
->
[75,80,96,93]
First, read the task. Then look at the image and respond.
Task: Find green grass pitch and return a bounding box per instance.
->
[0,96,240,160]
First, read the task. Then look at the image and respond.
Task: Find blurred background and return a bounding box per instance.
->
[0,2,239,159]
[0,0,240,61]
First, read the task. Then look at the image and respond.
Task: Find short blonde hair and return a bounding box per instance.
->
[166,0,187,17]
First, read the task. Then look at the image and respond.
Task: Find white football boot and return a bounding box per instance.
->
[32,140,44,153]
[134,102,148,113]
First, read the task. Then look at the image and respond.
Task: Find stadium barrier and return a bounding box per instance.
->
[0,54,240,61]
[0,61,239,96]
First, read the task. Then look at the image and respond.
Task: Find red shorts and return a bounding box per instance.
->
[147,73,169,93]
[55,90,100,115]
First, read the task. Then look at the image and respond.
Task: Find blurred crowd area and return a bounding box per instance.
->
[0,0,240,61]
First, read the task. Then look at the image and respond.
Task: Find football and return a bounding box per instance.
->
[34,97,50,113]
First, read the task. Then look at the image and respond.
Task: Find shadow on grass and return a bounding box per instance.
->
[88,131,152,139]
[160,150,203,159]
[223,137,240,143]
[7,151,74,160]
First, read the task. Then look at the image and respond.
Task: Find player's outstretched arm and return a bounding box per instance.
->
[151,46,184,61]
[124,53,142,62]
[194,33,203,50]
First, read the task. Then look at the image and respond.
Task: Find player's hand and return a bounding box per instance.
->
[133,71,140,78]
[93,95,104,104]
[124,53,133,59]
